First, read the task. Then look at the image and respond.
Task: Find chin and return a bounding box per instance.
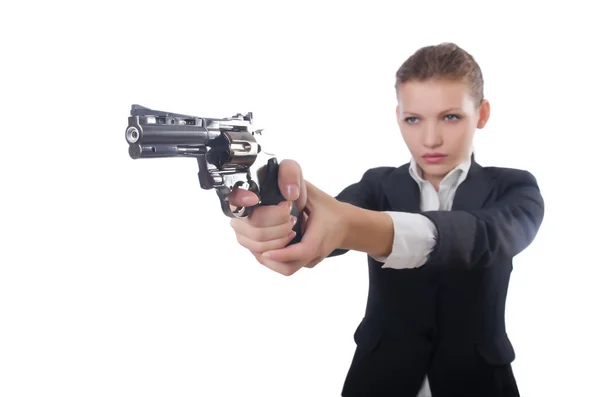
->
[419,162,452,176]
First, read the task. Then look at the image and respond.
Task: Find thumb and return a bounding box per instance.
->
[277,159,306,210]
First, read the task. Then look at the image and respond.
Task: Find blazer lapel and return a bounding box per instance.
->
[452,161,494,211]
[380,161,493,213]
[381,164,421,213]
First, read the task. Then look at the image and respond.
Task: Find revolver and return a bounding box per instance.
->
[124,104,302,246]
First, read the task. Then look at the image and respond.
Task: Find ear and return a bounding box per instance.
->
[477,99,491,129]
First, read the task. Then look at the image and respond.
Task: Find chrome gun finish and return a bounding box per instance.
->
[125,104,267,218]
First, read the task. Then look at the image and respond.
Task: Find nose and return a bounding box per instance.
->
[423,123,443,148]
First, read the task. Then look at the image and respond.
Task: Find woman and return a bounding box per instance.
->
[229,42,544,397]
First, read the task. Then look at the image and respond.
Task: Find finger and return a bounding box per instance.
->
[269,256,323,270]
[228,187,260,207]
[302,180,322,213]
[303,256,324,268]
[231,214,297,242]
[259,256,305,277]
[246,229,308,272]
[277,159,306,209]
[300,211,309,235]
[260,211,322,262]
[248,200,292,228]
[260,220,323,263]
[260,239,316,264]
[235,230,297,254]
[295,180,318,217]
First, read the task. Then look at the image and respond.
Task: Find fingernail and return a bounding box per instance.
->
[288,231,297,239]
[286,184,299,201]
[262,251,272,259]
[290,216,297,225]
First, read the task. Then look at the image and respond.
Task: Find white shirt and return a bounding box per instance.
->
[371,154,472,397]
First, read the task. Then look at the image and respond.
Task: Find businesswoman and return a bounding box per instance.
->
[229,42,544,397]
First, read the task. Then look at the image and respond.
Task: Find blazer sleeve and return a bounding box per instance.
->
[420,170,544,269]
[327,168,385,257]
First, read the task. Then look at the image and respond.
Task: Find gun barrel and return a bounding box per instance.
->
[126,114,219,159]
[127,123,214,145]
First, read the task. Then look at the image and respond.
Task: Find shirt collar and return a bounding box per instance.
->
[409,149,472,188]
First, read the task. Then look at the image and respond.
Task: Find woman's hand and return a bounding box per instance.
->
[229,159,308,270]
[258,180,350,275]
[228,159,350,276]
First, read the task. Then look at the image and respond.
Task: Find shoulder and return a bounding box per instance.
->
[477,165,543,205]
[480,165,539,187]
[360,163,410,182]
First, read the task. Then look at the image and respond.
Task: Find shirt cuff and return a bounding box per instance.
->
[370,211,437,269]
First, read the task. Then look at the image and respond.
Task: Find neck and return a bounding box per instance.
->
[413,151,473,190]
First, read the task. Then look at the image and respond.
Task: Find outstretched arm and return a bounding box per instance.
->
[263,170,544,271]
[327,168,388,258]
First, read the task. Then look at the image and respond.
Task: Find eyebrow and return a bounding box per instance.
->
[402,108,463,117]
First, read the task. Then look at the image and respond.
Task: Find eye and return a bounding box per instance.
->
[404,117,419,124]
[444,114,461,121]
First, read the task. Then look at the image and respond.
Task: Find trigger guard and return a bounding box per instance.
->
[216,180,260,219]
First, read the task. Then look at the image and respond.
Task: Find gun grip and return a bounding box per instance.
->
[257,158,303,246]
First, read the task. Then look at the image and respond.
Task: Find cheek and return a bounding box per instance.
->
[447,125,475,148]
[449,121,473,137]
[399,128,419,146]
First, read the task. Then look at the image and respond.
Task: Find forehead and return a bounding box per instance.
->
[397,79,474,112]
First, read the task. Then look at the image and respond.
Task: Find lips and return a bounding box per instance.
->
[422,153,447,164]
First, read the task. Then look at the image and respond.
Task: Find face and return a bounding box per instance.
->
[395,79,490,186]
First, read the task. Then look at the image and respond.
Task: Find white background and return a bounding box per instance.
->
[1,1,599,396]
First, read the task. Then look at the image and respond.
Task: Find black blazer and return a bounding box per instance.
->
[330,160,544,397]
